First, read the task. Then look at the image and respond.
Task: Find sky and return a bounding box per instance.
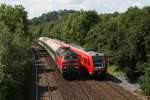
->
[0,0,150,19]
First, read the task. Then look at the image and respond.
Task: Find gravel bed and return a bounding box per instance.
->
[116,75,140,92]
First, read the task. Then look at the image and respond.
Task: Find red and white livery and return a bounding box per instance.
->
[53,39,107,75]
[39,37,80,75]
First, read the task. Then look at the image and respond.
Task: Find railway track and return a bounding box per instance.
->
[32,43,141,100]
[32,44,53,100]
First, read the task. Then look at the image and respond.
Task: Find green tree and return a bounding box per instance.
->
[0,4,33,100]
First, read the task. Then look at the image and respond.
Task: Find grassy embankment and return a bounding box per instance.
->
[107,65,124,76]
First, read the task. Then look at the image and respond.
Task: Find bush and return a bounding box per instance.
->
[139,67,150,96]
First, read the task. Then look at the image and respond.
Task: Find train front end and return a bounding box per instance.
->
[56,47,80,75]
[90,52,107,75]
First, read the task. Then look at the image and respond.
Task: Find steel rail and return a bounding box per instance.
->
[35,45,52,100]
[31,48,38,100]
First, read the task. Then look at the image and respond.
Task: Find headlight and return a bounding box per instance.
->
[76,66,79,69]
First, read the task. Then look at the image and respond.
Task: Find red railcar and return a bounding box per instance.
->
[53,39,107,75]
[39,37,80,75]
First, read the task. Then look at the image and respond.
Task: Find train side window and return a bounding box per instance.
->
[79,55,81,60]
[81,56,82,61]
[80,57,82,61]
[84,58,87,64]
[87,60,89,65]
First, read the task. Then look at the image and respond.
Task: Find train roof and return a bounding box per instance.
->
[40,37,104,56]
[39,37,63,52]
[87,51,104,56]
[69,43,104,56]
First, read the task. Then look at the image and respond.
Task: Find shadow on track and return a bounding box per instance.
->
[37,66,55,74]
[94,73,122,83]
[38,85,57,98]
[63,71,122,84]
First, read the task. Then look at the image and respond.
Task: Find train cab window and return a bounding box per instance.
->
[93,56,103,63]
[64,55,70,60]
[70,52,77,60]
[64,51,78,60]
[92,56,103,67]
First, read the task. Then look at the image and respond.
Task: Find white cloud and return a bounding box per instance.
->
[133,2,141,7]
[0,0,150,19]
[57,0,84,4]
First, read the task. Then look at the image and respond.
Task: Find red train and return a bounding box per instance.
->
[39,37,80,75]
[52,39,107,75]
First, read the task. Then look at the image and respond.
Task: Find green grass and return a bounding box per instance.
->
[107,65,124,76]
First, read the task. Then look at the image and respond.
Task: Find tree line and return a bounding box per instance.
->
[29,7,150,96]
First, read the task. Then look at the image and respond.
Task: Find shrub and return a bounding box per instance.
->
[139,67,150,96]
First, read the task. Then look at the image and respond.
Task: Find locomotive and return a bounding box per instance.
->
[38,37,80,75]
[53,39,107,75]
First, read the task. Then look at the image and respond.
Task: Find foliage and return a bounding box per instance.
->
[139,66,150,96]
[0,4,32,100]
[29,9,78,25]
[107,65,124,76]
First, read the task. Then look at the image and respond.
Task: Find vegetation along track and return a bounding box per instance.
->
[32,43,141,100]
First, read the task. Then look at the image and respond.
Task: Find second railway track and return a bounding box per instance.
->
[32,43,141,100]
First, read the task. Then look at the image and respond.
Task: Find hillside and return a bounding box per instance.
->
[29,9,78,25]
[29,9,79,38]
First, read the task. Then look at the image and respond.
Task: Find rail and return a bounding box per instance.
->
[32,45,52,100]
[31,48,38,100]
